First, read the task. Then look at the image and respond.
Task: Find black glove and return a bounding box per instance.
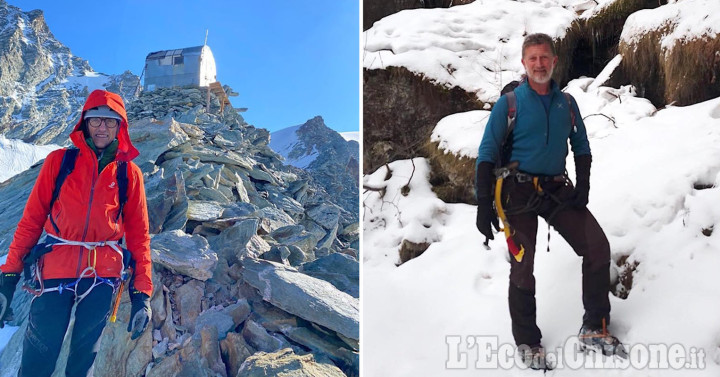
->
[0,272,21,329]
[476,197,500,240]
[571,154,592,208]
[127,290,151,340]
[475,161,500,239]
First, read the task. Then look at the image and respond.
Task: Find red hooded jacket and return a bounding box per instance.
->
[1,90,152,296]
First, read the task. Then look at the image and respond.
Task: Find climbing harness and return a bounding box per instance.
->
[22,234,131,302]
[22,234,134,322]
[492,163,572,262]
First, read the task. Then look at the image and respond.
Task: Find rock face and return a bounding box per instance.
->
[270,116,359,218]
[363,0,475,31]
[363,66,482,174]
[0,3,138,145]
[561,0,666,85]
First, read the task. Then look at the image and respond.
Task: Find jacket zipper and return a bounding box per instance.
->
[76,151,101,276]
[545,110,550,145]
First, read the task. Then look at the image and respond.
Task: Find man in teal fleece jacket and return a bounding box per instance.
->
[474,33,624,369]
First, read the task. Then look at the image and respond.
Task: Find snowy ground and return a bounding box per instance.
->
[363,81,720,375]
[0,135,60,183]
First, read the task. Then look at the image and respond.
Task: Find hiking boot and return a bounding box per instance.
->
[519,344,554,370]
[579,322,627,359]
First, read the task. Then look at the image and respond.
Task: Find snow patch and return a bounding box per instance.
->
[340,131,359,142]
[431,110,490,159]
[269,125,318,169]
[0,135,61,183]
[61,71,110,93]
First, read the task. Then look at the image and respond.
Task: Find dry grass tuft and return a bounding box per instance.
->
[620,27,720,106]
[423,140,477,204]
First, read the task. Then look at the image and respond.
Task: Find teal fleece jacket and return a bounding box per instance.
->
[476,80,591,176]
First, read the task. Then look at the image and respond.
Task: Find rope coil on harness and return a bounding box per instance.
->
[22,234,129,304]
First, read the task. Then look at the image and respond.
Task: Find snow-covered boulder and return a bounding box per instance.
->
[619,0,720,106]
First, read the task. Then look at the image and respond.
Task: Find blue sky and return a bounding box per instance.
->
[7,1,360,133]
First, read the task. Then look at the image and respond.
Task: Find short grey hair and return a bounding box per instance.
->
[522,33,556,58]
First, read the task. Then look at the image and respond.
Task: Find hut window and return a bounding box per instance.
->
[173,56,184,65]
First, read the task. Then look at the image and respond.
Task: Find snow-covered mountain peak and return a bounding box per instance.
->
[0,1,139,145]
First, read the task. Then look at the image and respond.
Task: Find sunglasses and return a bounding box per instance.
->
[87,117,119,129]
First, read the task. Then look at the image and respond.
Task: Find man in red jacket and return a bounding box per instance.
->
[0,90,153,377]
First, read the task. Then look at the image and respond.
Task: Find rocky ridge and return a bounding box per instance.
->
[271,116,359,224]
[0,86,359,377]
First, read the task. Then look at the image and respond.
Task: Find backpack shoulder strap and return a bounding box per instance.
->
[494,90,518,169]
[115,161,128,222]
[48,148,79,234]
[505,91,517,143]
[563,92,577,132]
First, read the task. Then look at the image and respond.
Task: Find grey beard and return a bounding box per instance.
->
[528,68,553,84]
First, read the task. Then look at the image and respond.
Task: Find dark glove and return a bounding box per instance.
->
[571,154,592,208]
[127,290,151,340]
[0,272,21,329]
[476,197,500,240]
[475,161,500,239]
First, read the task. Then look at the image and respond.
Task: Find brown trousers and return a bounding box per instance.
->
[502,177,611,346]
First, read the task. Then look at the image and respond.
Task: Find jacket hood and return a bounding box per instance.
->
[71,89,139,162]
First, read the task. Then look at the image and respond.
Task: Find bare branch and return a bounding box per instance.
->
[363,184,385,192]
[384,163,392,180]
[401,159,416,196]
[582,113,617,128]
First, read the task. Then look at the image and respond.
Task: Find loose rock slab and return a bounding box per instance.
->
[237,348,346,377]
[151,230,218,281]
[241,258,359,341]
